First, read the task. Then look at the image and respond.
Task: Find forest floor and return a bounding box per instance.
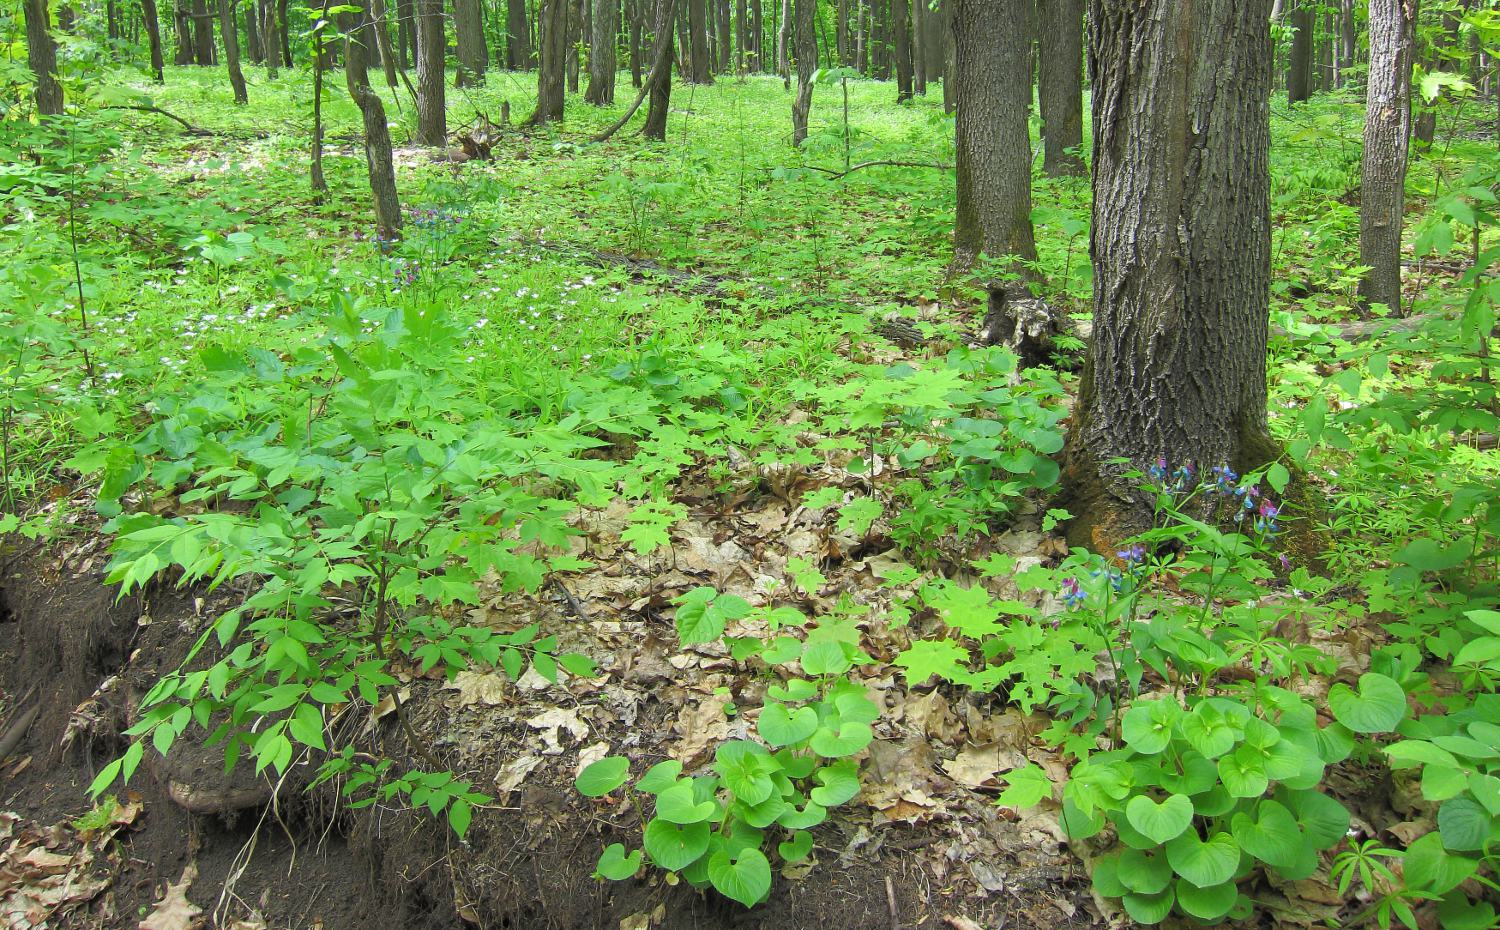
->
[2,66,1499,930]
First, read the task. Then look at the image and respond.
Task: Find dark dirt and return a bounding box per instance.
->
[0,535,1099,930]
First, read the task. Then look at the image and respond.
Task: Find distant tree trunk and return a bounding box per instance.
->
[776,0,790,83]
[277,0,291,64]
[1414,6,1459,148]
[312,10,329,197]
[245,0,262,60]
[687,0,711,81]
[415,0,447,143]
[191,0,214,62]
[586,0,617,101]
[1288,0,1313,103]
[1037,0,1083,176]
[369,0,403,92]
[922,0,942,80]
[507,0,532,65]
[642,0,677,138]
[219,0,248,102]
[454,0,487,85]
[790,0,813,143]
[940,0,953,112]
[912,0,925,93]
[23,0,63,116]
[1339,0,1356,86]
[855,0,866,71]
[531,0,567,121]
[749,0,761,69]
[951,0,1035,271]
[399,0,415,67]
[630,0,644,82]
[257,0,277,75]
[339,9,403,239]
[892,0,911,101]
[565,0,584,91]
[1064,0,1277,549]
[142,0,166,80]
[836,0,849,64]
[1359,0,1417,312]
[715,0,730,72]
[735,0,746,70]
[174,1,193,63]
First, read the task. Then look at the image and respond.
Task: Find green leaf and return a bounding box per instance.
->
[1217,746,1269,798]
[807,721,872,758]
[1438,798,1493,852]
[894,639,970,684]
[996,763,1051,809]
[594,843,643,880]
[447,798,473,838]
[777,830,814,863]
[1230,800,1303,869]
[643,819,711,872]
[1174,879,1239,922]
[707,847,771,907]
[1403,831,1477,894]
[1327,673,1407,733]
[1278,788,1350,849]
[656,781,719,824]
[636,759,684,794]
[1089,853,1127,897]
[1384,740,1460,769]
[717,742,775,806]
[576,757,631,797]
[1117,848,1173,895]
[1121,699,1180,755]
[1165,831,1240,889]
[809,760,860,807]
[1265,462,1291,494]
[1125,793,1194,844]
[1121,889,1175,925]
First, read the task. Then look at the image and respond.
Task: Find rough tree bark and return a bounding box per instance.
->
[892,0,912,101]
[1037,0,1083,176]
[506,0,532,66]
[369,0,404,94]
[951,0,1035,271]
[23,0,63,116]
[912,0,925,93]
[1064,0,1278,549]
[531,0,568,122]
[174,1,194,64]
[258,0,278,76]
[219,0,248,102]
[940,0,953,112]
[565,0,584,92]
[454,0,488,85]
[245,0,262,60]
[641,0,678,138]
[790,0,814,144]
[415,0,447,143]
[688,0,712,81]
[399,0,415,67]
[191,0,214,63]
[142,0,166,80]
[1359,0,1417,312]
[776,0,790,82]
[586,0,618,102]
[1288,0,1313,103]
[340,9,403,241]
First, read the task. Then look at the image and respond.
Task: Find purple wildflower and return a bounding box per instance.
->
[1061,577,1085,610]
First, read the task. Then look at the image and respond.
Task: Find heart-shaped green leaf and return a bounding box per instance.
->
[1166,831,1240,889]
[1122,699,1181,755]
[643,819,710,871]
[655,781,718,824]
[1174,879,1238,922]
[1089,852,1127,897]
[575,756,630,797]
[808,721,872,758]
[1217,746,1269,798]
[1125,793,1194,844]
[1327,673,1407,734]
[717,741,775,806]
[759,703,819,747]
[707,848,771,907]
[594,843,643,880]
[809,759,860,807]
[777,800,827,830]
[1438,797,1493,852]
[1230,800,1303,869]
[1121,889,1175,925]
[1277,788,1350,849]
[636,759,683,794]
[1117,848,1172,895]
[1403,831,1478,894]
[777,830,814,863]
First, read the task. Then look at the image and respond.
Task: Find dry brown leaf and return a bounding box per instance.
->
[942,743,1028,790]
[575,741,611,778]
[493,755,544,793]
[443,671,509,707]
[526,707,589,754]
[138,863,203,930]
[670,700,730,769]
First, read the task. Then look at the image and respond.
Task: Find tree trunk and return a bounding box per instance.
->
[277,0,290,64]
[1037,0,1083,176]
[174,1,193,64]
[912,0,925,93]
[789,0,813,143]
[506,0,531,66]
[399,0,415,67]
[369,0,403,92]
[642,0,677,138]
[940,0,953,112]
[951,0,1035,270]
[1359,0,1417,312]
[191,0,214,63]
[1288,0,1313,103]
[531,0,568,122]
[108,0,120,39]
[630,0,644,83]
[453,0,487,85]
[735,0,746,70]
[257,0,277,75]
[1065,0,1277,549]
[855,0,866,72]
[23,0,63,116]
[1339,0,1355,87]
[749,0,761,70]
[892,0,911,101]
[415,0,447,143]
[339,10,403,240]
[922,0,943,81]
[586,0,617,101]
[836,0,848,64]
[245,0,261,61]
[715,0,730,72]
[142,0,166,80]
[565,0,584,91]
[687,0,711,81]
[219,0,248,102]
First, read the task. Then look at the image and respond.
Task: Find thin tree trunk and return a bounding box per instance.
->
[565,0,584,91]
[399,0,415,67]
[142,0,166,80]
[586,0,617,101]
[258,0,277,75]
[277,0,291,65]
[530,0,568,121]
[415,0,447,143]
[776,0,790,83]
[715,0,730,72]
[735,0,746,70]
[245,0,261,60]
[1340,0,1356,87]
[1359,0,1417,311]
[892,0,911,101]
[312,0,331,196]
[749,0,761,70]
[219,0,248,102]
[912,0,925,93]
[855,0,865,72]
[1037,0,1083,176]
[789,0,813,143]
[630,0,644,83]
[454,0,488,85]
[951,0,1035,271]
[1288,0,1313,103]
[1065,0,1277,546]
[507,0,532,66]
[370,0,403,92]
[641,0,678,138]
[836,0,848,64]
[339,9,403,239]
[940,0,952,111]
[23,0,63,116]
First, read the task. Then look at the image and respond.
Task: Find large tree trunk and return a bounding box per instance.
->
[141,0,167,80]
[1359,0,1417,312]
[531,0,568,122]
[586,0,618,101]
[23,0,63,116]
[191,0,214,63]
[506,0,532,66]
[892,0,911,101]
[951,0,1035,271]
[1288,0,1313,103]
[339,10,403,240]
[1037,0,1083,176]
[641,0,677,138]
[415,0,447,143]
[454,0,488,85]
[789,0,813,143]
[219,0,248,102]
[688,0,712,81]
[1065,0,1276,549]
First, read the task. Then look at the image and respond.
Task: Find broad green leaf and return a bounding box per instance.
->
[1165,831,1240,889]
[1230,800,1303,869]
[1174,879,1238,922]
[594,843,643,880]
[643,819,711,872]
[1403,831,1477,894]
[809,759,860,807]
[777,830,814,863]
[1116,848,1172,895]
[1327,673,1407,733]
[1438,797,1493,852]
[1277,788,1350,849]
[1121,889,1175,925]
[636,760,683,794]
[707,847,771,907]
[576,756,631,797]
[1125,793,1194,844]
[1121,699,1180,755]
[655,781,718,823]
